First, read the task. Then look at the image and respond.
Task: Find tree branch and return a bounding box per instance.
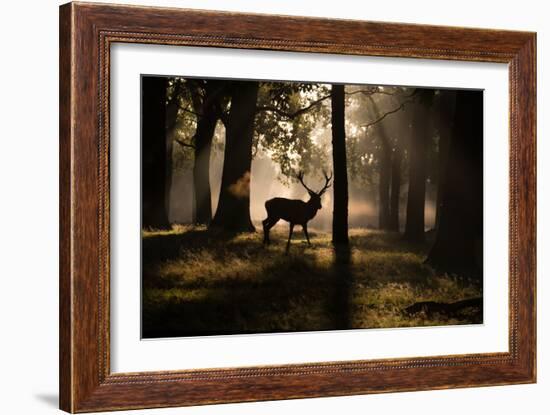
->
[179,106,200,117]
[361,99,413,129]
[345,88,377,97]
[256,94,332,119]
[174,138,195,149]
[255,88,415,121]
[345,88,416,98]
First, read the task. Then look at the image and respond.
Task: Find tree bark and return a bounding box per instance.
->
[142,76,170,229]
[210,81,259,232]
[389,145,402,231]
[331,84,349,245]
[404,96,431,243]
[426,91,483,277]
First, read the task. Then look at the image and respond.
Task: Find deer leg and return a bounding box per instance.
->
[262,218,270,244]
[303,223,311,245]
[286,223,295,251]
[263,218,278,244]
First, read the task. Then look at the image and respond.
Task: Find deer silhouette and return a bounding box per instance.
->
[263,171,332,250]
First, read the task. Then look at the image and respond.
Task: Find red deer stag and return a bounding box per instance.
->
[263,171,332,250]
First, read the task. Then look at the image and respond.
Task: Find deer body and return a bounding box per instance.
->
[265,197,320,224]
[263,171,332,249]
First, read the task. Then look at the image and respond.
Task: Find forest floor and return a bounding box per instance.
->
[141,225,482,338]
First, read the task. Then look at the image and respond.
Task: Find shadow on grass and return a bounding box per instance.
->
[143,247,339,337]
[142,227,242,264]
[349,230,433,254]
[141,226,482,338]
[331,245,352,330]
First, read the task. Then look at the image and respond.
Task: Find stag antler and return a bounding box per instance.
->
[297,171,315,194]
[318,170,333,195]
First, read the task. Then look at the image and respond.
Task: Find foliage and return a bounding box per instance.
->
[254,82,331,183]
[166,79,438,193]
[345,86,415,188]
[167,77,199,171]
[168,77,231,171]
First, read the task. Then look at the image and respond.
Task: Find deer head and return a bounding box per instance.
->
[297,170,333,211]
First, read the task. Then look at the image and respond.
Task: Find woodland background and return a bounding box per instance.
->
[141,77,484,337]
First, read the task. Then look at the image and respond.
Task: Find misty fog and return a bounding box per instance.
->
[169,122,437,232]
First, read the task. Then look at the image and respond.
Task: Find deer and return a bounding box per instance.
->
[262,170,332,250]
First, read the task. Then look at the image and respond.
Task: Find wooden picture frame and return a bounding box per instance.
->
[59,2,536,412]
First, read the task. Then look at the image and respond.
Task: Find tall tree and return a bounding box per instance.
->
[359,90,414,231]
[142,76,170,229]
[189,80,227,225]
[426,91,483,276]
[331,84,349,245]
[210,81,327,232]
[378,137,392,230]
[165,79,187,222]
[388,107,413,232]
[211,81,259,232]
[173,79,230,225]
[404,90,433,242]
[388,144,402,231]
[367,96,392,230]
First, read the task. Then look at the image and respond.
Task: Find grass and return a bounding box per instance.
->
[142,225,482,338]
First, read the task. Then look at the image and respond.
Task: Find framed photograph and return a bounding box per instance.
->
[59,2,536,412]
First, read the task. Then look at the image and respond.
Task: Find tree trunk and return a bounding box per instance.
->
[389,145,402,231]
[210,81,259,232]
[331,84,349,245]
[192,82,223,225]
[404,97,431,243]
[165,81,181,223]
[192,116,216,225]
[142,76,170,229]
[426,91,483,277]
[378,136,392,230]
[367,97,391,230]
